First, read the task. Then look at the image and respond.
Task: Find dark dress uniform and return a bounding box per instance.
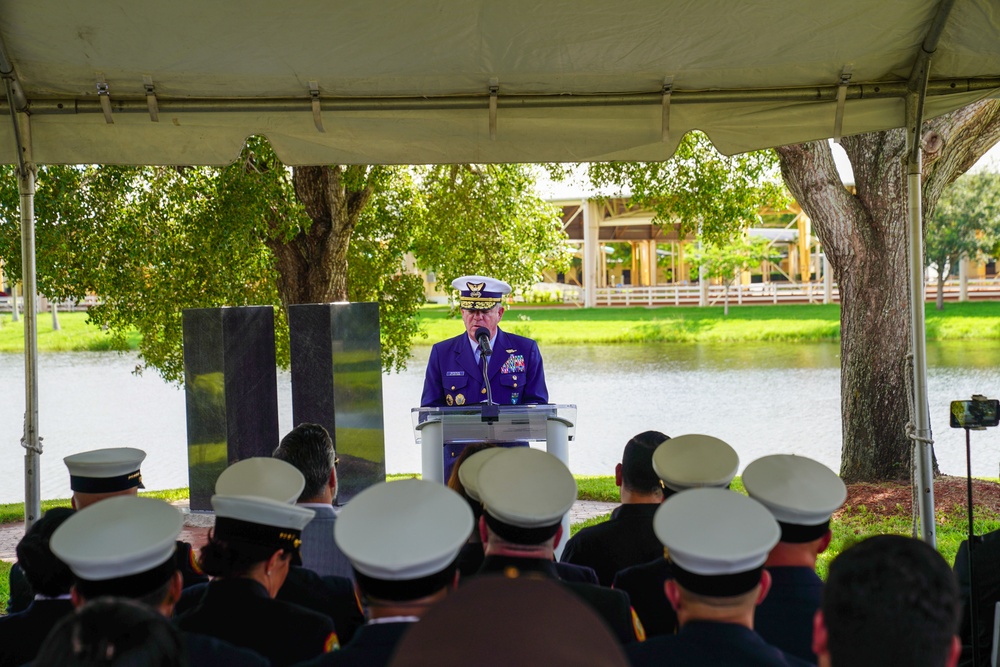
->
[755,566,824,664]
[477,555,643,645]
[421,329,548,408]
[175,567,364,646]
[182,631,270,667]
[626,620,814,666]
[174,577,337,667]
[295,622,415,667]
[955,530,1000,667]
[560,503,662,586]
[457,542,599,584]
[611,557,679,638]
[0,598,74,667]
[3,563,32,614]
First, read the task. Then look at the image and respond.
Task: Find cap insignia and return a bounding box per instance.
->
[466,282,486,298]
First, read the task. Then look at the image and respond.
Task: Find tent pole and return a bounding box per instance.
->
[19,165,40,529]
[2,52,42,528]
[902,0,956,549]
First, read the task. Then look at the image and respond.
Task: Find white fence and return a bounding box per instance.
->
[554,278,1000,307]
[0,294,100,313]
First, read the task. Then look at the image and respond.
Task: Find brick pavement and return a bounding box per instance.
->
[0,499,618,563]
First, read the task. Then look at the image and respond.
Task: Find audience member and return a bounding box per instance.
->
[273,423,354,580]
[49,495,268,666]
[174,491,336,666]
[33,598,186,667]
[953,526,1000,666]
[298,479,473,667]
[8,447,207,615]
[561,430,669,585]
[474,447,644,644]
[389,576,630,667]
[743,454,847,663]
[198,457,363,643]
[612,433,739,637]
[626,488,810,666]
[0,508,76,667]
[815,534,961,667]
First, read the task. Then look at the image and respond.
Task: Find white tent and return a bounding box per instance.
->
[2,0,999,539]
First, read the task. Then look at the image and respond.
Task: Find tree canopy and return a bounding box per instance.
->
[0,140,569,382]
[925,171,1000,309]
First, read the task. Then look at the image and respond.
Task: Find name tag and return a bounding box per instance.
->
[446,371,465,377]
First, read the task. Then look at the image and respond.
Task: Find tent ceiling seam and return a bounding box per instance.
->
[7,76,998,117]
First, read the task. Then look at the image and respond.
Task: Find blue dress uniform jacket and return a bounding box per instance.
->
[626,620,814,667]
[755,566,824,664]
[0,598,74,667]
[476,555,643,645]
[421,329,548,408]
[612,557,679,638]
[294,622,414,667]
[561,503,663,587]
[174,578,337,667]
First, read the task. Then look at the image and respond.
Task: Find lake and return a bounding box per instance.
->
[1,341,999,504]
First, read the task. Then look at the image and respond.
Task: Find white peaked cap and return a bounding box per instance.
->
[654,488,780,576]
[215,457,305,504]
[457,447,505,502]
[742,454,847,526]
[652,434,739,492]
[335,480,473,580]
[450,275,512,295]
[64,447,146,491]
[50,496,182,581]
[212,495,315,530]
[477,448,577,528]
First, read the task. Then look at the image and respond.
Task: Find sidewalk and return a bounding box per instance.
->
[0,499,617,563]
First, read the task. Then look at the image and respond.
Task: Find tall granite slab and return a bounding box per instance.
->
[288,302,386,504]
[183,306,279,510]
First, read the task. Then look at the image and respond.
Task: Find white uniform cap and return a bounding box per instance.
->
[335,479,473,580]
[457,447,505,502]
[215,457,305,504]
[452,275,512,310]
[742,454,847,527]
[652,434,739,492]
[655,488,779,589]
[64,447,146,492]
[50,496,182,581]
[477,448,576,529]
[211,495,315,531]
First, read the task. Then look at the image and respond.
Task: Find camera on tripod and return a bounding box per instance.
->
[950,395,1000,430]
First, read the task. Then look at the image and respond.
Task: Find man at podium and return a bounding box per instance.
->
[421,275,548,408]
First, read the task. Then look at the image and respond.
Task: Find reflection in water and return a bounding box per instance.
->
[1,340,998,503]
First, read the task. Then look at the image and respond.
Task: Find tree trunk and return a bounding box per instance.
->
[936,271,945,311]
[777,99,1000,482]
[265,165,375,306]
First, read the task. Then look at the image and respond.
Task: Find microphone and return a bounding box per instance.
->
[475,326,492,356]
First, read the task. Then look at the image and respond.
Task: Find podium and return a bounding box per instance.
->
[412,404,577,557]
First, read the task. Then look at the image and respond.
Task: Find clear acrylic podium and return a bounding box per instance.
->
[412,404,577,558]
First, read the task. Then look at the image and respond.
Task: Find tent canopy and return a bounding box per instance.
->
[0,0,998,166]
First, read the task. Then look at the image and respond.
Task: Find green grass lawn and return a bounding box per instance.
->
[2,301,999,354]
[0,311,140,352]
[417,301,1000,346]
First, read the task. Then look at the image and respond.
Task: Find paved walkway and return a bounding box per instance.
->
[0,500,618,563]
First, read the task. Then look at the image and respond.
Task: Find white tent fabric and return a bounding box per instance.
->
[2,0,999,541]
[0,0,997,166]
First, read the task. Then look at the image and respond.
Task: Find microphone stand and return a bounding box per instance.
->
[480,343,499,423]
[966,426,980,667]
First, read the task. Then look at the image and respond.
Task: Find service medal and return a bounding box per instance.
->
[446,394,454,406]
[456,393,466,405]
